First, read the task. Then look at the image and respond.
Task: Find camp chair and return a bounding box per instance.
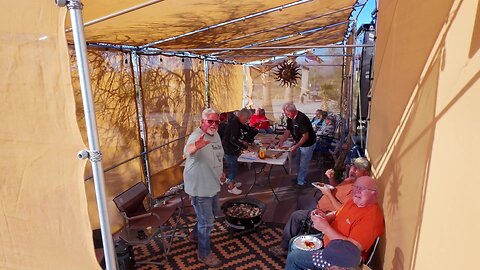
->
[113,182,189,265]
[365,236,380,267]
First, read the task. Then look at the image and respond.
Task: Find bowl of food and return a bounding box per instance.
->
[293,235,323,251]
[311,182,335,190]
[221,198,266,229]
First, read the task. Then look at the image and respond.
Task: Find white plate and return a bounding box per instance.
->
[311,182,334,190]
[293,235,323,251]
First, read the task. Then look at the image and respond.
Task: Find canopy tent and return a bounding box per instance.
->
[64,0,362,242]
[65,0,357,63]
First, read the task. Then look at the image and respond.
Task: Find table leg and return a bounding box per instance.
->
[244,163,266,197]
[288,151,293,175]
[266,164,280,201]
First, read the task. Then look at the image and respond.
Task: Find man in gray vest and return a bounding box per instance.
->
[183,108,225,268]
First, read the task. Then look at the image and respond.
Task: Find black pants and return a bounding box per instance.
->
[280,210,321,249]
[296,190,322,211]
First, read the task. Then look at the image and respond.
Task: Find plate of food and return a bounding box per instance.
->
[311,182,334,190]
[293,235,323,251]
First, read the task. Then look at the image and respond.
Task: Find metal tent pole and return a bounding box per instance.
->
[159,44,374,53]
[204,60,210,108]
[349,22,357,135]
[242,64,248,108]
[65,0,166,32]
[140,0,313,49]
[131,51,153,207]
[56,1,117,269]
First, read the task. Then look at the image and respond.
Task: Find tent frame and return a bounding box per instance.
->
[139,0,313,49]
[59,1,372,269]
[201,5,356,49]
[57,0,118,269]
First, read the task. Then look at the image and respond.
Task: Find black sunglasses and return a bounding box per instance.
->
[206,120,220,125]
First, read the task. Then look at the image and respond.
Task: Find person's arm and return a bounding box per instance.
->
[185,133,210,156]
[310,214,364,251]
[277,129,291,146]
[220,171,227,184]
[318,187,342,211]
[325,168,338,186]
[311,209,336,223]
[290,132,309,153]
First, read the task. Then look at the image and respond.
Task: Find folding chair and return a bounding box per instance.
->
[113,182,189,266]
[365,236,380,266]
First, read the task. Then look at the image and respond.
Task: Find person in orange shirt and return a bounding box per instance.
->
[270,158,371,257]
[297,157,371,211]
[285,176,385,269]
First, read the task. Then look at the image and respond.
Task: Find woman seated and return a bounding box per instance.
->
[311,109,325,131]
[249,108,273,133]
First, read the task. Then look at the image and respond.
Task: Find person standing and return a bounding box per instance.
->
[183,108,225,268]
[278,103,316,187]
[222,108,254,194]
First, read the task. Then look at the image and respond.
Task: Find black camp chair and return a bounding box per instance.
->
[113,182,189,265]
[365,236,381,267]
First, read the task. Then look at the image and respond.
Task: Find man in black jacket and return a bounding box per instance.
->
[222,108,255,194]
[278,103,316,187]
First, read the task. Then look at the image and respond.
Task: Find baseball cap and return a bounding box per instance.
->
[312,239,361,268]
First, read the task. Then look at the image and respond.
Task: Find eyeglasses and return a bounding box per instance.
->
[206,120,220,125]
[352,185,377,192]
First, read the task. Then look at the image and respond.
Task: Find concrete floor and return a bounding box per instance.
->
[215,155,333,224]
[95,155,335,265]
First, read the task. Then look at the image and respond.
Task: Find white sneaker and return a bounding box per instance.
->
[234,182,242,188]
[227,186,242,195]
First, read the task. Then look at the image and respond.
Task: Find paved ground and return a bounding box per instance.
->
[215,154,334,224]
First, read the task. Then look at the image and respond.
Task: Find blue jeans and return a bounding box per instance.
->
[190,195,220,258]
[285,249,320,270]
[295,143,316,185]
[258,127,274,134]
[224,154,238,182]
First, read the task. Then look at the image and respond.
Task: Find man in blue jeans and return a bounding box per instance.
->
[286,239,362,270]
[183,108,225,268]
[222,108,255,194]
[278,103,317,187]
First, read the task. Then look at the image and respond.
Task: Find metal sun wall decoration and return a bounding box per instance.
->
[273,60,301,87]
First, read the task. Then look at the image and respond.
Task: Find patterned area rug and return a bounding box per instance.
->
[133,216,286,270]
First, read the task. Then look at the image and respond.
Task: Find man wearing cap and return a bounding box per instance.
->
[286,239,362,270]
[278,102,317,187]
[297,157,371,210]
[285,176,385,269]
[270,158,371,257]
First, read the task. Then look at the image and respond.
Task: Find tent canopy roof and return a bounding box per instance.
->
[67,0,358,63]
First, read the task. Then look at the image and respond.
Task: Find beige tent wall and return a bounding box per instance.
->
[369,0,480,268]
[209,62,244,112]
[140,55,206,196]
[70,49,145,232]
[139,56,244,196]
[0,1,99,269]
